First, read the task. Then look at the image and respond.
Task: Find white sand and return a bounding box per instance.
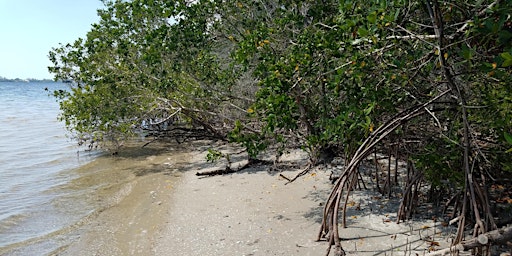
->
[58,141,462,256]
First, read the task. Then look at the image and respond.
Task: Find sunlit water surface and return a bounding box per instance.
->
[0,81,101,255]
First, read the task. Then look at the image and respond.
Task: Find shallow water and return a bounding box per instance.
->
[0,81,100,254]
[0,82,183,255]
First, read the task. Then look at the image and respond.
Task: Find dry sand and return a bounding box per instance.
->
[57,140,461,256]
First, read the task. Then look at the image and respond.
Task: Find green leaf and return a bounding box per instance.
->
[504,132,512,145]
[367,12,377,24]
[501,52,512,67]
[357,27,369,37]
[502,59,512,68]
[393,9,400,21]
[500,51,512,66]
[461,45,474,60]
[500,52,512,60]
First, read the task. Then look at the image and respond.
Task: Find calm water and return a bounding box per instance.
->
[0,81,98,254]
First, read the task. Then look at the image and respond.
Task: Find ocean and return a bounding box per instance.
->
[0,81,100,255]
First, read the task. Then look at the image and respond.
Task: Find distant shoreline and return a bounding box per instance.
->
[0,78,56,83]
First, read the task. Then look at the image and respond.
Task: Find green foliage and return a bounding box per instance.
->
[206,148,224,163]
[49,0,248,148]
[228,0,411,159]
[504,132,512,154]
[50,0,512,182]
[227,120,268,159]
[225,0,512,180]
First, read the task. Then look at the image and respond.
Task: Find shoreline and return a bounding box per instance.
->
[58,172,180,255]
[55,141,332,255]
[53,141,465,255]
[54,141,198,256]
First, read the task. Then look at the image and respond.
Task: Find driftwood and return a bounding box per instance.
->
[196,158,273,176]
[196,166,237,176]
[425,225,512,256]
[284,164,313,184]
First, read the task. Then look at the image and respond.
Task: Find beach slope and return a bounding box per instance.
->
[59,141,457,256]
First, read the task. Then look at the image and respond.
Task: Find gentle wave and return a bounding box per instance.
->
[0,82,98,252]
[0,82,160,255]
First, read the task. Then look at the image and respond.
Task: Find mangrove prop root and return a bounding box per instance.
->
[426,0,496,248]
[397,169,423,223]
[319,90,450,255]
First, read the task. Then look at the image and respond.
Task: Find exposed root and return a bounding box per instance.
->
[318,90,450,255]
[397,163,423,222]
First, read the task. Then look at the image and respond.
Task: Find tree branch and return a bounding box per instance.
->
[425,225,512,256]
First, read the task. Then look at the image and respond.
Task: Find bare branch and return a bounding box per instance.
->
[425,225,512,256]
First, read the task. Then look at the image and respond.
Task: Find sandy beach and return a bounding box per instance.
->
[56,140,461,256]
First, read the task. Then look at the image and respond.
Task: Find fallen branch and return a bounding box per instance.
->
[279,173,292,182]
[425,225,512,256]
[196,166,237,176]
[285,163,313,184]
[195,158,273,176]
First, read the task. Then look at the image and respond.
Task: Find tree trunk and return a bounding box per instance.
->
[425,225,512,256]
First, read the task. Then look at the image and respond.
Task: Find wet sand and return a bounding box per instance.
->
[55,141,194,256]
[58,172,178,255]
[56,141,460,256]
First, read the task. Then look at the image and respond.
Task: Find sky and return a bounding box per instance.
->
[0,1,105,79]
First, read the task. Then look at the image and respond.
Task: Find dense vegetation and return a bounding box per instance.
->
[49,0,511,254]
